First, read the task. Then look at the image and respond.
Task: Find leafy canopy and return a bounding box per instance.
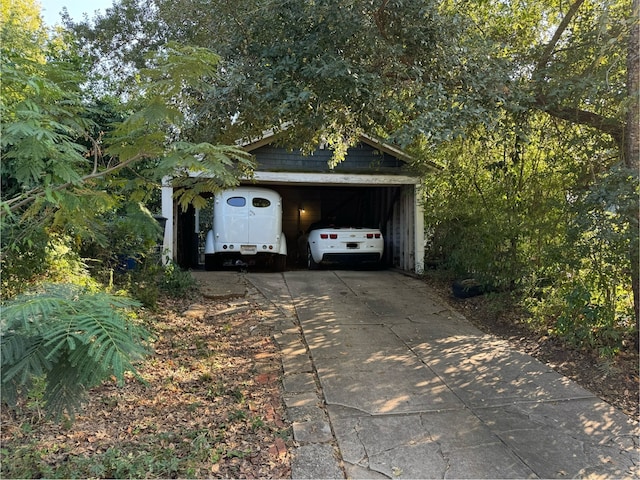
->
[69,0,633,165]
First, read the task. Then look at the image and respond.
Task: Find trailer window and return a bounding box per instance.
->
[227,197,246,207]
[252,197,271,208]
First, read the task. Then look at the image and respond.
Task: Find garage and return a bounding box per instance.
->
[161,133,436,273]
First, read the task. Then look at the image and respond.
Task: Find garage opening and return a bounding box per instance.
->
[175,182,421,272]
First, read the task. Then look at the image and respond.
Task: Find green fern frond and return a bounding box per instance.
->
[1,286,74,334]
[1,334,53,384]
[43,353,93,420]
[1,332,31,365]
[1,283,148,420]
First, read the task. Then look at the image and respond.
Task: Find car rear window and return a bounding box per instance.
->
[227,197,246,207]
[252,197,271,208]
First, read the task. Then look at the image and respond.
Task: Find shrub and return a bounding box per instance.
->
[1,283,149,419]
[160,262,196,298]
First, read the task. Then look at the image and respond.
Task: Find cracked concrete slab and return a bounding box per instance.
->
[296,307,378,325]
[291,444,344,479]
[292,419,334,443]
[247,270,639,480]
[403,334,599,407]
[281,354,314,374]
[317,366,462,415]
[283,372,317,393]
[283,391,320,408]
[329,408,535,479]
[474,398,639,479]
[391,314,485,340]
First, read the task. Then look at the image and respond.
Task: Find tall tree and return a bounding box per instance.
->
[625,0,639,328]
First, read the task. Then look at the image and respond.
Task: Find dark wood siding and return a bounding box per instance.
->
[252,142,409,174]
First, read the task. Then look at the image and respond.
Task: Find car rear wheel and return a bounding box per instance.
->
[307,245,319,270]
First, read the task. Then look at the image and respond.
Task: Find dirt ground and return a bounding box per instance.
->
[1,292,292,479]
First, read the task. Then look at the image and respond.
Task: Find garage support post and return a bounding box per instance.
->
[414,184,425,274]
[161,176,174,265]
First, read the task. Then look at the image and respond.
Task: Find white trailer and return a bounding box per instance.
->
[204,187,287,270]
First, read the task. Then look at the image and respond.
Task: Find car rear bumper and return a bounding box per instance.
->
[321,252,382,264]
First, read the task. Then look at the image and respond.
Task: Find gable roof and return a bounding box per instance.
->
[239,129,441,172]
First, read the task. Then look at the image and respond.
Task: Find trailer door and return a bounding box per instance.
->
[248,191,281,245]
[221,193,250,243]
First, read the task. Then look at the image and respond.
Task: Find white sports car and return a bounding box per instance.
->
[304,225,384,269]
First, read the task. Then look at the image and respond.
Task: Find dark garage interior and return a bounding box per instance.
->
[175,183,406,270]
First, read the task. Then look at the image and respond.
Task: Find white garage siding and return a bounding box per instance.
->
[383,185,424,272]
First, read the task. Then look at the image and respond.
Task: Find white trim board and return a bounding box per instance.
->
[188,170,420,186]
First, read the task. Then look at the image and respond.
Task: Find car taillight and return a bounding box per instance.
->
[367,233,373,239]
[330,233,338,239]
[320,234,329,239]
[375,233,381,239]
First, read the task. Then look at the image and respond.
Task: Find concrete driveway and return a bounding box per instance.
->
[246,269,638,479]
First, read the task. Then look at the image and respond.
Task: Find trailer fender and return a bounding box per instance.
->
[204,230,215,254]
[278,234,287,256]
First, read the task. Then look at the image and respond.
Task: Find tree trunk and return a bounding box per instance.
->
[625,0,640,342]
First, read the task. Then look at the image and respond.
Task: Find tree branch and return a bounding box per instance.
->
[532,0,623,145]
[534,0,586,76]
[373,0,391,40]
[87,132,104,175]
[1,152,152,217]
[534,96,624,144]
